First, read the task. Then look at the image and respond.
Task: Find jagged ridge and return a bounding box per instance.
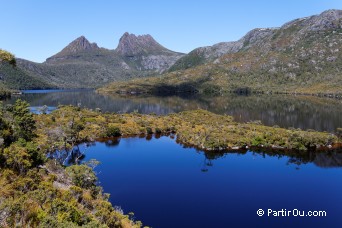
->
[115,32,176,56]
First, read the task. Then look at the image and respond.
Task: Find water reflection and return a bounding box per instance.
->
[52,136,342,169]
[4,89,342,132]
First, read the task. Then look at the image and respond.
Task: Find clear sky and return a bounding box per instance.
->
[1,0,341,63]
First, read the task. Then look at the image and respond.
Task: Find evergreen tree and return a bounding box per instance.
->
[13,99,36,141]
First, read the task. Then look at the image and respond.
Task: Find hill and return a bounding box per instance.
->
[0,49,53,95]
[99,9,342,96]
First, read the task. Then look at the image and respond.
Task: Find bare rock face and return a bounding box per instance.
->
[141,55,184,73]
[46,36,99,62]
[115,32,185,72]
[115,32,172,56]
[240,28,277,48]
[301,9,342,32]
[192,41,244,60]
[61,36,99,53]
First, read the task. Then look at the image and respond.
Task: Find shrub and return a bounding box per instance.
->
[155,128,162,134]
[65,165,97,189]
[106,126,121,137]
[146,127,153,134]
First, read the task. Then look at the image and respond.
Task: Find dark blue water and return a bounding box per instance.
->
[67,136,342,228]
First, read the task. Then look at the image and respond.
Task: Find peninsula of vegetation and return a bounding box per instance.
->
[0,100,143,227]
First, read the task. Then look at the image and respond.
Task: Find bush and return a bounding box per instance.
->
[146,127,153,134]
[155,128,162,134]
[106,126,121,137]
[337,128,342,138]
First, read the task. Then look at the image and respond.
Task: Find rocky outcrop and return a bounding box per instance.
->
[283,9,342,34]
[115,32,171,56]
[115,32,185,72]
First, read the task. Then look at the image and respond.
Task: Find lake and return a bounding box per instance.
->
[4,89,342,132]
[4,89,342,227]
[59,136,342,228]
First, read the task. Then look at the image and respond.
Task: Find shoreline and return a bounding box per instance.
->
[97,88,342,99]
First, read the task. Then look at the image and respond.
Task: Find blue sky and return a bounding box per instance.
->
[1,0,341,62]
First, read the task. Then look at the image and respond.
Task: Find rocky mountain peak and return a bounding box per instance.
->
[60,36,99,54]
[115,32,170,56]
[46,36,99,62]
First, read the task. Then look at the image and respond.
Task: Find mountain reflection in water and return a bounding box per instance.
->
[4,89,342,132]
[52,136,342,169]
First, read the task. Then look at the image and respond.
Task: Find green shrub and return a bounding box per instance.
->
[106,126,121,137]
[146,127,153,134]
[155,128,162,134]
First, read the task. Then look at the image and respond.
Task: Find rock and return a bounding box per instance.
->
[116,32,177,56]
[115,32,185,72]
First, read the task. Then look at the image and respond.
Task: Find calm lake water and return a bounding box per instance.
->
[59,136,342,228]
[4,89,342,227]
[4,89,342,132]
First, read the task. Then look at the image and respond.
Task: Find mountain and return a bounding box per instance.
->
[46,36,100,63]
[115,33,184,73]
[99,9,342,96]
[10,34,184,89]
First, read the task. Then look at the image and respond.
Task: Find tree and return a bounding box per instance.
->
[13,99,36,141]
[0,104,13,147]
[0,49,16,67]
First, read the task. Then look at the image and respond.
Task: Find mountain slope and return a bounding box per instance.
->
[13,34,184,88]
[99,9,342,96]
[0,50,53,91]
[168,28,275,72]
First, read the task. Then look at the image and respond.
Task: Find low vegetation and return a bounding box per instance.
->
[0,100,142,227]
[35,105,340,152]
